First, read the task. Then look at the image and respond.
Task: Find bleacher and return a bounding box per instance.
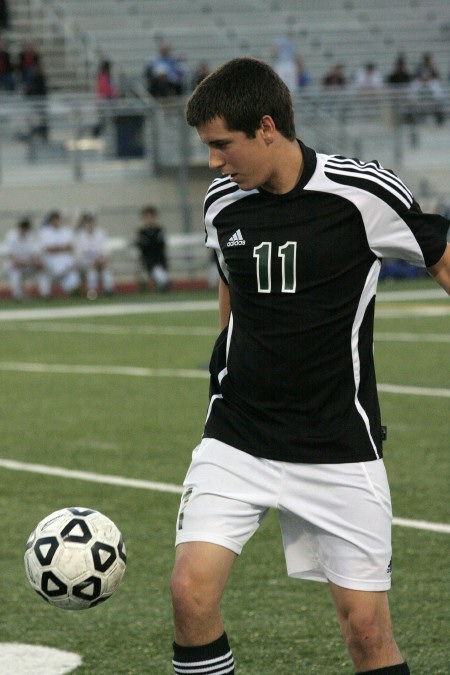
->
[5,0,449,94]
[44,0,450,90]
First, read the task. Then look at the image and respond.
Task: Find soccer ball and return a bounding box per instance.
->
[24,507,126,610]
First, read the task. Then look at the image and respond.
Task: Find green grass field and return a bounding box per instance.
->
[0,281,448,674]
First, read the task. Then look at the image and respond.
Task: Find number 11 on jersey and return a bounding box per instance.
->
[253,241,297,293]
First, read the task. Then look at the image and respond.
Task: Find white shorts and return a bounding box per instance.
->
[175,438,393,591]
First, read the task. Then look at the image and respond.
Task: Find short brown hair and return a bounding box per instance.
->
[185,57,296,140]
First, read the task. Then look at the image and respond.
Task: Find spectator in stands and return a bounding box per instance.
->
[17,41,41,89]
[415,52,440,80]
[0,37,15,91]
[134,206,170,292]
[386,54,414,125]
[270,31,299,93]
[24,60,49,140]
[3,217,43,301]
[191,60,211,90]
[410,66,445,125]
[353,62,383,92]
[386,54,411,87]
[75,212,115,298]
[96,59,119,100]
[296,58,311,92]
[144,41,186,98]
[322,63,347,89]
[93,59,120,137]
[0,0,10,31]
[353,62,383,116]
[38,210,81,298]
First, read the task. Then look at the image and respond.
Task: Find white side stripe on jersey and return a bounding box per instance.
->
[327,156,413,201]
[204,186,257,282]
[325,157,413,208]
[351,259,381,459]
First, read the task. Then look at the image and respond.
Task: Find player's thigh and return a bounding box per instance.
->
[279,460,392,589]
[175,438,277,554]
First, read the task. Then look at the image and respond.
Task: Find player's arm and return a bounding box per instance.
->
[427,244,450,295]
[218,277,231,329]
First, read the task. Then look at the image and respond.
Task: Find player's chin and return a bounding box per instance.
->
[230,174,255,190]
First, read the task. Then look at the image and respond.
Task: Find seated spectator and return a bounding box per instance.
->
[134,206,170,292]
[296,58,311,92]
[386,54,411,86]
[410,67,445,125]
[322,63,347,89]
[0,37,15,91]
[17,41,41,89]
[385,54,414,124]
[24,61,49,140]
[353,62,383,91]
[38,211,81,298]
[75,212,114,298]
[415,52,440,80]
[96,59,119,100]
[270,31,298,93]
[3,218,42,300]
[353,62,383,113]
[144,41,186,98]
[93,59,120,136]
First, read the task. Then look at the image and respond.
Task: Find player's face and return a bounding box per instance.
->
[197,116,275,191]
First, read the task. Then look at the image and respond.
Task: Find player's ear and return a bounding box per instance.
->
[259,115,276,144]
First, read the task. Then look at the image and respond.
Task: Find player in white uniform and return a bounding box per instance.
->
[169,58,450,675]
[74,212,114,298]
[38,211,80,298]
[2,218,42,300]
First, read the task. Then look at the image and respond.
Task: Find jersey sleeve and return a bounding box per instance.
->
[315,153,449,268]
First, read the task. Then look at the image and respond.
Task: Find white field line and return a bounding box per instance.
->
[374,332,450,343]
[0,361,210,379]
[376,306,450,318]
[377,383,450,398]
[376,289,447,301]
[0,322,448,343]
[0,361,448,397]
[0,458,183,494]
[0,300,218,321]
[0,458,448,534]
[0,322,218,337]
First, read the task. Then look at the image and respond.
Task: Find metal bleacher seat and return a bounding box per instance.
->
[10,0,450,101]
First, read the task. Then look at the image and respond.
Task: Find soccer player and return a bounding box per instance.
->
[170,58,450,675]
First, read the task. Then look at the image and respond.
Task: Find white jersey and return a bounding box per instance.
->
[39,225,76,276]
[3,228,39,264]
[75,227,109,265]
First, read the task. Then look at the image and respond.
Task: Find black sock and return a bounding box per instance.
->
[173,632,234,674]
[356,663,410,675]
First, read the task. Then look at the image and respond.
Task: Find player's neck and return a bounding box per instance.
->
[261,140,304,195]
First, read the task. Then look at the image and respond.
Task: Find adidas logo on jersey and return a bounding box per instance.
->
[227,229,246,246]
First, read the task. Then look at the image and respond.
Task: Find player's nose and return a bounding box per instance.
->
[208,148,224,170]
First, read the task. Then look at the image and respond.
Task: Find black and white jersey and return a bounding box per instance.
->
[203,141,448,463]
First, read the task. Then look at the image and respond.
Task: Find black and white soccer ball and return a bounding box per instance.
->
[24,507,127,610]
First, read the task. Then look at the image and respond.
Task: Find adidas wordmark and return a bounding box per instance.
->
[227,229,246,246]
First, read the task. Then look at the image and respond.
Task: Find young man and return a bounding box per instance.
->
[38,211,81,298]
[134,206,170,292]
[170,57,450,675]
